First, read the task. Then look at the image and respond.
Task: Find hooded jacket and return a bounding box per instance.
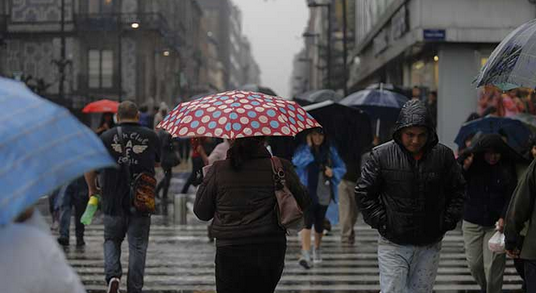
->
[355,100,466,245]
[460,134,521,227]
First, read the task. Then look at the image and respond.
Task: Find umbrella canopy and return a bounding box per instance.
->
[82,99,119,113]
[454,116,532,151]
[340,88,409,123]
[475,19,536,90]
[0,77,115,226]
[511,113,536,132]
[294,89,343,106]
[157,90,322,139]
[302,100,372,163]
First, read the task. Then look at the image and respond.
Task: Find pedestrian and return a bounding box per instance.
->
[504,157,536,293]
[84,101,161,293]
[293,128,346,268]
[139,105,152,128]
[153,102,168,130]
[96,112,116,136]
[356,99,465,293]
[181,137,209,194]
[411,86,421,101]
[427,91,438,128]
[339,136,379,244]
[156,129,181,201]
[459,134,520,293]
[193,137,308,293]
[57,176,89,247]
[208,139,233,164]
[0,207,87,293]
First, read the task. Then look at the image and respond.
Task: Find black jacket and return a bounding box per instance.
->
[194,147,308,247]
[461,134,520,227]
[355,100,466,245]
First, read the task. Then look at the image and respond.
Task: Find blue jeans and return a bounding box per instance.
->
[103,214,151,293]
[378,237,442,293]
[59,190,88,240]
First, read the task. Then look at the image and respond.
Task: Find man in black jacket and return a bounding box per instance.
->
[356,100,465,293]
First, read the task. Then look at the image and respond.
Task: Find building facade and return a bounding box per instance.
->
[348,0,536,149]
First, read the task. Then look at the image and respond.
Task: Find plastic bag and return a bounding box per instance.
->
[488,231,506,254]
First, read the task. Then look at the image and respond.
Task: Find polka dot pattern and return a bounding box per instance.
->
[157,90,322,138]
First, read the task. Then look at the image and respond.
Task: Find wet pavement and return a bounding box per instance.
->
[40,171,524,293]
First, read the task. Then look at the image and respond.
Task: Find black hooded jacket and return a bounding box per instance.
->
[460,134,522,227]
[355,100,466,245]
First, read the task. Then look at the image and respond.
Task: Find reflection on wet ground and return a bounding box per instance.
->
[40,171,523,292]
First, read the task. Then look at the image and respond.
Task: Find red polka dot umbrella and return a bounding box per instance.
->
[157,91,322,139]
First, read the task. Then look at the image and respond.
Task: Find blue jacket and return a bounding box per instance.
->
[292,144,346,224]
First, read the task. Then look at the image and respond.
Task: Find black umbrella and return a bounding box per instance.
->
[238,84,278,96]
[302,100,373,164]
[294,89,343,106]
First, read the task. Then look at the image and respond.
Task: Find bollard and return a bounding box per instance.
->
[174,193,188,225]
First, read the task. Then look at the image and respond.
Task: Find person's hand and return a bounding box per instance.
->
[306,134,312,147]
[88,187,101,196]
[506,248,520,259]
[497,218,505,233]
[325,167,333,178]
[463,153,474,170]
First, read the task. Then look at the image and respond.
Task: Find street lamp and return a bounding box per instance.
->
[163,50,170,57]
[308,1,331,89]
[131,22,140,29]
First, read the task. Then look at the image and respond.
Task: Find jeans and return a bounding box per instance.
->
[462,221,506,293]
[215,243,286,293]
[378,236,442,293]
[103,214,151,293]
[338,179,358,243]
[525,259,536,293]
[59,191,88,240]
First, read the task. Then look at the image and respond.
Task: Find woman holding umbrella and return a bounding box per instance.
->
[159,90,318,293]
[293,128,346,268]
[459,133,524,293]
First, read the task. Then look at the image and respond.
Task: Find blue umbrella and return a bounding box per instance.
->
[454,116,531,151]
[0,77,115,226]
[295,89,343,105]
[475,19,536,90]
[340,89,409,120]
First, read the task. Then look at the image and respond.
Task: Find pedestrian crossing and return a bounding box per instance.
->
[53,216,523,293]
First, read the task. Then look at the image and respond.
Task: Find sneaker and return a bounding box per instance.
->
[298,250,312,269]
[57,237,69,246]
[107,277,120,293]
[313,248,322,263]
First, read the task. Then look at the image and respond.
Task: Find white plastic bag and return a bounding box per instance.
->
[488,231,506,254]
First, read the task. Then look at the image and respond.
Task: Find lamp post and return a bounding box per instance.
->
[117,17,140,102]
[342,0,348,96]
[308,1,331,89]
[52,0,71,106]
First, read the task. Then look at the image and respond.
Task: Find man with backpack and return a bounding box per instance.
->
[85,101,161,293]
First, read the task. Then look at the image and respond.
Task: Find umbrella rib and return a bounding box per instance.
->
[0,149,113,210]
[0,108,73,149]
[0,127,95,177]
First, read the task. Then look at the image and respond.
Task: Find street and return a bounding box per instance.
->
[43,172,523,293]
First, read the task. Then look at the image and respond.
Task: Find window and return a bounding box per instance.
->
[88,49,113,89]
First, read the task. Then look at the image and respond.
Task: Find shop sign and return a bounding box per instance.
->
[423,29,446,41]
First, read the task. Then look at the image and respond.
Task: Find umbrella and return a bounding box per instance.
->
[294,89,343,106]
[475,19,536,90]
[302,100,372,164]
[82,99,119,113]
[0,77,115,226]
[511,113,536,132]
[157,90,322,139]
[454,116,532,151]
[238,84,278,96]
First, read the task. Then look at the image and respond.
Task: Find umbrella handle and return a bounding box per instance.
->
[376,119,381,137]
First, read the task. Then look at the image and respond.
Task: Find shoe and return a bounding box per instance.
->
[57,237,69,246]
[76,238,85,247]
[298,250,312,269]
[313,248,322,263]
[107,277,120,293]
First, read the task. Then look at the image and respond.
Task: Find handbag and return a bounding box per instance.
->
[270,156,304,231]
[117,127,157,214]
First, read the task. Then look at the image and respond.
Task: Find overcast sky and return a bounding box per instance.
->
[232,0,308,98]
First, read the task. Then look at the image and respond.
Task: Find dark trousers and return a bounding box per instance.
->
[304,203,329,234]
[156,167,172,200]
[215,243,286,293]
[59,192,88,240]
[525,259,536,293]
[103,213,151,293]
[181,156,204,193]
